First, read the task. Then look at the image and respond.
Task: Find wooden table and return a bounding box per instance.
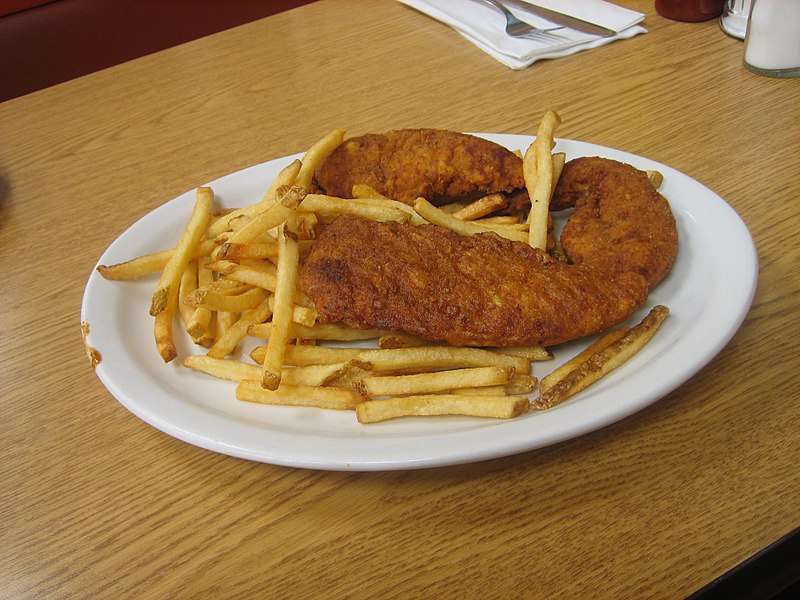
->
[2,1,798,597]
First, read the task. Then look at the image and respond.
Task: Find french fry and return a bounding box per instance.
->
[456,374,537,396]
[216,240,280,260]
[440,200,471,213]
[299,194,411,223]
[533,306,669,410]
[227,185,306,244]
[206,295,273,359]
[295,129,346,190]
[539,327,630,394]
[524,110,561,249]
[352,346,530,375]
[236,380,362,410]
[279,362,367,387]
[353,366,514,397]
[288,210,319,239]
[455,386,508,396]
[184,355,262,381]
[552,151,566,190]
[320,359,375,387]
[250,344,530,375]
[505,373,538,395]
[451,193,509,220]
[211,207,237,218]
[355,394,530,423]
[260,225,300,390]
[251,344,365,366]
[150,187,214,362]
[331,195,427,225]
[186,256,216,344]
[413,198,529,243]
[221,213,254,234]
[207,160,302,238]
[154,305,178,362]
[178,260,199,331]
[267,296,318,327]
[214,240,317,262]
[351,183,390,200]
[491,345,553,362]
[184,286,268,313]
[185,355,358,387]
[199,279,253,295]
[475,216,521,225]
[215,310,238,339]
[150,187,214,315]
[476,222,528,232]
[206,259,278,287]
[205,260,315,308]
[378,333,440,349]
[192,317,216,348]
[493,220,530,230]
[646,169,664,189]
[249,322,391,342]
[489,223,528,237]
[96,239,216,281]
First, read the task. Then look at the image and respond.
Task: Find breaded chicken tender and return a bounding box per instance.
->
[300,216,649,348]
[552,157,679,289]
[314,129,525,205]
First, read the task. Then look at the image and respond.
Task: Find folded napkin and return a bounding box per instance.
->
[397,0,647,69]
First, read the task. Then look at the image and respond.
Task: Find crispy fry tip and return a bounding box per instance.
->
[150,287,169,316]
[157,341,177,363]
[261,371,281,391]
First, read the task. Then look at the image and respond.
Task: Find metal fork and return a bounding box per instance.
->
[479,0,564,40]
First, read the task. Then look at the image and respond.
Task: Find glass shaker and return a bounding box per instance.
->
[743,0,800,77]
[720,0,751,39]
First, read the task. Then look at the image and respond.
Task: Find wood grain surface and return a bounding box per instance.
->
[1,1,798,598]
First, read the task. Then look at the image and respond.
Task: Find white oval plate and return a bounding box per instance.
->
[81,135,758,471]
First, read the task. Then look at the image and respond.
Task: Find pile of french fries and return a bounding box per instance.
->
[97,111,668,423]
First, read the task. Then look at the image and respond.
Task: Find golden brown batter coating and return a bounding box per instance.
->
[552,157,679,289]
[314,129,525,205]
[300,216,649,347]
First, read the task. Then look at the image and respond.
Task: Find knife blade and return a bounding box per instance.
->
[503,0,617,37]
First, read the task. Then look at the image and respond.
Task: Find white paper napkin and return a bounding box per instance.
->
[397,0,647,69]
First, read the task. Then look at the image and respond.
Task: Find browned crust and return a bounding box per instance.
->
[552,157,679,289]
[300,216,649,347]
[314,129,525,205]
